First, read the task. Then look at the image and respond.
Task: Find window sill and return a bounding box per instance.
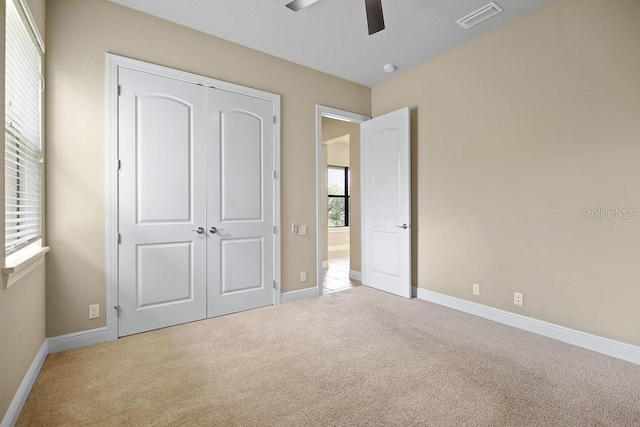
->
[2,245,50,289]
[328,227,350,233]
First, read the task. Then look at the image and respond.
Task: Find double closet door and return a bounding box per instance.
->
[118,68,275,337]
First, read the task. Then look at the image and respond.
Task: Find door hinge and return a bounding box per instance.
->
[273,280,277,290]
[273,170,277,179]
[117,85,121,96]
[118,233,121,244]
[117,159,121,170]
[273,116,277,124]
[114,305,120,317]
[273,226,277,234]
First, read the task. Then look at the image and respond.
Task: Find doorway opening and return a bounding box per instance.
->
[315,106,369,296]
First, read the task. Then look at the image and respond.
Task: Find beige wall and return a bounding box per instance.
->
[25,0,44,38]
[328,229,349,249]
[321,118,361,272]
[0,0,47,420]
[45,0,370,336]
[327,142,349,166]
[372,0,640,346]
[0,265,46,418]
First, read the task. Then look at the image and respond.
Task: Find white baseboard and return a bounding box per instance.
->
[281,287,318,304]
[413,287,640,366]
[328,244,350,252]
[349,270,361,281]
[322,260,329,269]
[47,327,108,354]
[1,340,48,427]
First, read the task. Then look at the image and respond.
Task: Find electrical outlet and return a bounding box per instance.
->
[514,292,523,306]
[298,225,307,235]
[89,304,100,319]
[473,283,480,296]
[301,272,307,282]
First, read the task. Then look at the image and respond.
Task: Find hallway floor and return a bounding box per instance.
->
[323,249,360,294]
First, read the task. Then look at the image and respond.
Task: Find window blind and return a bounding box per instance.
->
[5,0,43,255]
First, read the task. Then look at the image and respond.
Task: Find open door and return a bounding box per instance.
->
[361,107,411,298]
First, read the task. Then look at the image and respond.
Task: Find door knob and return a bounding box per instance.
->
[191,227,205,234]
[209,226,224,234]
[396,224,408,229]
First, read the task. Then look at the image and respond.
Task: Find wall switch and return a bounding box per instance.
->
[89,304,100,319]
[291,223,298,234]
[514,292,523,306]
[473,283,480,296]
[298,225,307,235]
[301,272,307,282]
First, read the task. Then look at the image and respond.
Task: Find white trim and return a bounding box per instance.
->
[359,122,365,285]
[106,54,282,335]
[328,244,350,252]
[316,105,370,298]
[15,0,45,52]
[47,327,108,354]
[272,93,282,306]
[2,244,49,289]
[1,340,48,427]
[106,55,119,342]
[414,288,640,365]
[281,287,318,304]
[349,270,362,281]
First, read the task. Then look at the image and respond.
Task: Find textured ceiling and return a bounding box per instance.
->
[109,0,553,87]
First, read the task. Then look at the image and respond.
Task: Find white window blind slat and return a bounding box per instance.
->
[5,0,44,255]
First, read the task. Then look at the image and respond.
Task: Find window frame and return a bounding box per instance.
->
[2,0,48,288]
[327,165,350,228]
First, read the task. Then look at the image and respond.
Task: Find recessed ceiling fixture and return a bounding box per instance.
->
[456,2,503,29]
[383,64,397,73]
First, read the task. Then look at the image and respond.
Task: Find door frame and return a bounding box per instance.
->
[106,54,282,341]
[315,105,370,296]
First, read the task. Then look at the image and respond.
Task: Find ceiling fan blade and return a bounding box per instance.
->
[286,0,321,12]
[365,0,385,35]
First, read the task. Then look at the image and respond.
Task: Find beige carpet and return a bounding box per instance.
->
[19,287,640,426]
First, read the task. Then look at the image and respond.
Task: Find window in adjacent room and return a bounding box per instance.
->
[327,165,350,227]
[5,0,44,256]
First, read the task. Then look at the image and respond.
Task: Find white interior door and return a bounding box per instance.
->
[207,89,275,317]
[118,68,208,336]
[361,107,411,298]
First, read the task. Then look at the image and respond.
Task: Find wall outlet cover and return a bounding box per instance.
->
[89,304,100,319]
[514,292,523,306]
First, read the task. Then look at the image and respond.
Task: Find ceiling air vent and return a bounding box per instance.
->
[456,2,503,29]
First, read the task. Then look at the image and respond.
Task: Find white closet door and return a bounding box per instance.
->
[118,68,207,337]
[206,89,275,317]
[362,107,412,298]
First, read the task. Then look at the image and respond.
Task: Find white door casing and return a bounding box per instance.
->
[207,89,275,317]
[361,107,411,298]
[118,68,208,336]
[114,57,281,338]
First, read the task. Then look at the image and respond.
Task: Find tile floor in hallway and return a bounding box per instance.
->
[323,249,361,293]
